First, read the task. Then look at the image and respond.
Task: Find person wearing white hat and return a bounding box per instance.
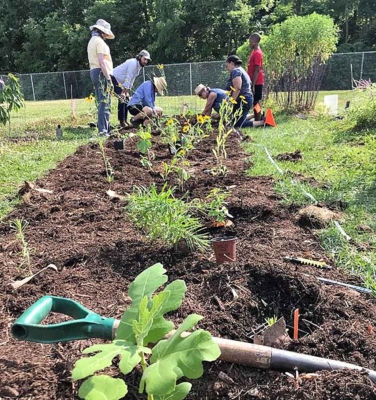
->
[87,19,115,136]
[111,50,151,128]
[127,76,167,128]
[194,84,229,116]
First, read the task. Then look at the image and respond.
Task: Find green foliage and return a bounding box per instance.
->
[347,84,376,130]
[263,13,338,110]
[0,74,25,126]
[98,139,114,183]
[9,218,32,275]
[204,189,233,223]
[125,185,209,252]
[72,264,221,400]
[137,128,153,154]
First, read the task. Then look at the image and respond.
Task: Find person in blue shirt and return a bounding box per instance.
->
[225,55,254,128]
[127,76,167,128]
[194,84,229,116]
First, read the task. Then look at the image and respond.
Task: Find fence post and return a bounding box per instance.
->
[189,63,193,96]
[360,52,364,80]
[143,68,146,82]
[62,72,68,99]
[30,74,36,101]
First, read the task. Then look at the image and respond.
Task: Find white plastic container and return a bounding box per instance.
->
[324,94,338,116]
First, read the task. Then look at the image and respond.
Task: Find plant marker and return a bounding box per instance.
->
[293,309,299,340]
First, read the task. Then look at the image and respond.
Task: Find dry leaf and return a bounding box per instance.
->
[11,264,58,289]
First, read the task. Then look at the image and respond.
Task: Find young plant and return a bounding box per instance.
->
[265,315,278,327]
[136,126,153,154]
[211,99,241,176]
[0,74,25,129]
[125,185,209,252]
[98,139,114,183]
[72,264,221,400]
[9,218,32,274]
[204,189,233,223]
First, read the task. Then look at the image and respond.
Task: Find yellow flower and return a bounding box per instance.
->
[157,64,164,70]
[222,98,228,103]
[225,90,231,95]
[85,96,90,102]
[239,95,245,99]
[241,98,248,104]
[166,118,174,126]
[230,97,237,104]
[203,115,211,121]
[182,124,189,133]
[197,115,205,124]
[230,86,236,91]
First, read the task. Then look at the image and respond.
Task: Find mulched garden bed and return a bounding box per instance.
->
[0,126,375,399]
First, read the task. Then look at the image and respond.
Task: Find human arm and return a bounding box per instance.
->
[98,53,111,80]
[231,76,242,100]
[202,92,217,116]
[252,66,260,93]
[143,82,156,110]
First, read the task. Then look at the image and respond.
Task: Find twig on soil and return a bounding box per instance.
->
[301,318,322,331]
[213,295,226,311]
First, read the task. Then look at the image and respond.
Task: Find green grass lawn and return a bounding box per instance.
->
[243,107,376,291]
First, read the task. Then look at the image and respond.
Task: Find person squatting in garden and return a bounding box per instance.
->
[111,50,151,128]
[247,33,264,121]
[127,76,167,128]
[194,84,229,116]
[87,19,115,137]
[195,82,267,130]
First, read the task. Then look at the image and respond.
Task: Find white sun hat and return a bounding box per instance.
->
[89,19,115,39]
[194,84,206,96]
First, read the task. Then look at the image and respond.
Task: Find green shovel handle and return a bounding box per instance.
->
[12,295,117,344]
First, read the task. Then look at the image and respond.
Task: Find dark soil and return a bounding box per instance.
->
[1,127,376,399]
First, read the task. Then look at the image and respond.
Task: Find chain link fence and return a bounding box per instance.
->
[1,52,375,102]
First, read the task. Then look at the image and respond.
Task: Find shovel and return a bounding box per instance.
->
[11,295,376,382]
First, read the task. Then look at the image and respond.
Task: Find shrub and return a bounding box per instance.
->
[347,84,376,130]
[0,73,25,127]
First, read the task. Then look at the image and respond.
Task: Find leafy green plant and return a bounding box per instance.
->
[98,139,114,183]
[9,218,32,274]
[204,189,233,223]
[0,74,25,128]
[72,264,221,400]
[125,185,209,252]
[137,127,153,154]
[347,84,376,130]
[211,99,241,176]
[265,315,278,327]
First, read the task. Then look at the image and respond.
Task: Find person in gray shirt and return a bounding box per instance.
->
[111,50,151,127]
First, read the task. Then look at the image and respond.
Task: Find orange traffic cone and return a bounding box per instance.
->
[265,108,276,127]
[254,103,261,114]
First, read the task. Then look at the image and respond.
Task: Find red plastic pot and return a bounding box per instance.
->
[211,237,237,265]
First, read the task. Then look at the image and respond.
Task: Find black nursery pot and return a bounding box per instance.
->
[114,140,125,150]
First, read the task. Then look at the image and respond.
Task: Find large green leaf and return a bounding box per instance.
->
[78,376,127,400]
[144,280,187,344]
[154,382,192,400]
[116,264,186,346]
[140,314,221,396]
[72,340,148,380]
[116,263,168,341]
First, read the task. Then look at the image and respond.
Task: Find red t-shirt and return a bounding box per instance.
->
[247,48,264,85]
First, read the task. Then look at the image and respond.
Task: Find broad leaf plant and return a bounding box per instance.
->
[72,263,221,400]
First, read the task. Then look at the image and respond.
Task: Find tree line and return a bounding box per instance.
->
[1,0,375,74]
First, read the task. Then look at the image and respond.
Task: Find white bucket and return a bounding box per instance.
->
[324,95,338,116]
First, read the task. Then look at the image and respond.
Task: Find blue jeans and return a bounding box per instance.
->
[90,68,111,134]
[233,94,253,128]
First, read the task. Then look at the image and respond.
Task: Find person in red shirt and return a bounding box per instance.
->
[247,33,264,121]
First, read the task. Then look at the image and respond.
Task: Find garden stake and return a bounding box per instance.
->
[11,296,376,383]
[285,256,332,270]
[293,309,299,340]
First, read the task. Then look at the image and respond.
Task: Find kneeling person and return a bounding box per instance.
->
[194,84,229,116]
[127,77,167,128]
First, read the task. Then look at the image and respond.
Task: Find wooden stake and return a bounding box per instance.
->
[294,309,300,340]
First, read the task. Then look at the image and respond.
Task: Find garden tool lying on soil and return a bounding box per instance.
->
[12,295,376,383]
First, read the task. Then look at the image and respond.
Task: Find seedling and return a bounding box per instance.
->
[9,218,32,275]
[72,263,221,400]
[125,185,209,252]
[204,188,233,224]
[136,126,153,154]
[98,139,114,183]
[265,315,278,327]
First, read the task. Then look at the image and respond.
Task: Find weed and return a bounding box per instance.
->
[9,218,32,275]
[98,139,114,183]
